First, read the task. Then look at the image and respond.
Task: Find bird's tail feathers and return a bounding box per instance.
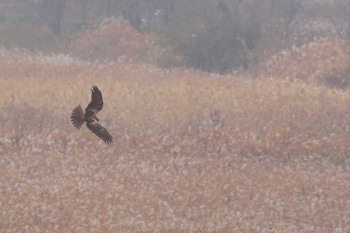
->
[71,105,85,129]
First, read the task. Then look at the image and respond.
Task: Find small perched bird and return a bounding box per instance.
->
[71,86,113,144]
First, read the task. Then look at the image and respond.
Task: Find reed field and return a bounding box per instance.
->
[1,44,350,232]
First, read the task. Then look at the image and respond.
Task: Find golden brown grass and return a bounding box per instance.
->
[254,39,350,86]
[68,21,163,63]
[0,48,350,232]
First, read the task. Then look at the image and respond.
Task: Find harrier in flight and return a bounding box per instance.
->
[71,86,113,144]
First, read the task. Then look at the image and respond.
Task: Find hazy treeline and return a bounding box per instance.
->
[1,0,350,72]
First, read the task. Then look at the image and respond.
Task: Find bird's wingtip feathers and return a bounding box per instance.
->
[91,85,99,92]
[70,105,85,130]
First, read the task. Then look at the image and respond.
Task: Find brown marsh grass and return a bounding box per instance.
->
[0,48,350,232]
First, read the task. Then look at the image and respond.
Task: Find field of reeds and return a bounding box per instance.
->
[1,41,350,232]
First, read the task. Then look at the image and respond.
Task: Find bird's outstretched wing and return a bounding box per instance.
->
[71,105,85,129]
[86,121,113,144]
[86,86,103,115]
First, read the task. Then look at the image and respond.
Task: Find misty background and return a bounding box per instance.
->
[1,0,350,74]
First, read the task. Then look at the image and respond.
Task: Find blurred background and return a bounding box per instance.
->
[0,0,349,74]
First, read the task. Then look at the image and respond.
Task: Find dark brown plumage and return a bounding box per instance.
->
[71,86,113,144]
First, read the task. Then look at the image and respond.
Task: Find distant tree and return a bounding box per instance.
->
[78,0,87,24]
[333,0,350,37]
[163,0,261,73]
[30,0,68,35]
[49,0,68,35]
[269,0,303,39]
[115,0,142,30]
[113,0,175,32]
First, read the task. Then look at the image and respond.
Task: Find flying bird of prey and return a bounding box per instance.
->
[71,86,113,144]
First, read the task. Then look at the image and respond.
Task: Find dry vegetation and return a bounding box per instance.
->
[255,39,350,86]
[68,21,164,64]
[1,44,350,232]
